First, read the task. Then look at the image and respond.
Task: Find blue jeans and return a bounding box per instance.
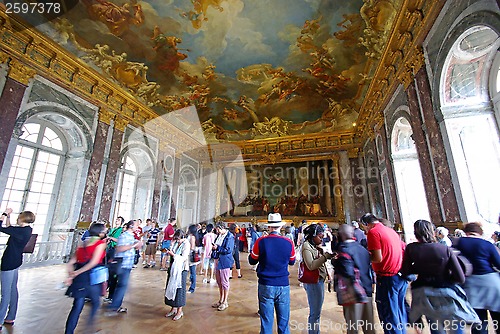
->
[0,269,19,322]
[375,275,408,334]
[160,240,171,262]
[65,284,100,334]
[258,284,291,334]
[108,268,132,310]
[303,278,325,334]
[189,265,196,292]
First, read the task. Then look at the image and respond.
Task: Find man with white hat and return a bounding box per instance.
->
[249,213,296,334]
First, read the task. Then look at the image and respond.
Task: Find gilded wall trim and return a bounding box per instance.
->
[7,58,36,85]
[208,131,359,164]
[356,0,443,143]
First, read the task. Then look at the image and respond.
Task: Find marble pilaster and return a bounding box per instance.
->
[406,83,442,224]
[0,78,27,170]
[79,120,108,223]
[414,68,460,222]
[99,125,124,220]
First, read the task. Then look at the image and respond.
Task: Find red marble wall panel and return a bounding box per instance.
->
[0,78,26,170]
[79,120,108,223]
[150,151,164,220]
[406,84,442,224]
[415,69,460,222]
[99,126,124,220]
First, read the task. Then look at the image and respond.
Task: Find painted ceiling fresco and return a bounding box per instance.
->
[44,0,400,141]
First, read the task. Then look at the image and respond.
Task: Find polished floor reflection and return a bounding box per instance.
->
[5,255,483,334]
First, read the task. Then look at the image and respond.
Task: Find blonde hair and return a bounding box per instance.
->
[18,211,35,224]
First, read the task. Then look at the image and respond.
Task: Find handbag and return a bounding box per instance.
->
[334,252,368,306]
[298,261,320,284]
[90,265,109,285]
[451,248,473,276]
[191,250,201,263]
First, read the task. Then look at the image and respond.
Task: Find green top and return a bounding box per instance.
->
[107,227,123,249]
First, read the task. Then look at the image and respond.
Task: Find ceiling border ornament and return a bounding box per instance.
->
[7,59,36,85]
[98,108,115,125]
[356,0,444,144]
[0,9,202,154]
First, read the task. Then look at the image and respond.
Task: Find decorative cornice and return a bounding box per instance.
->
[0,10,202,153]
[207,131,358,164]
[7,59,36,85]
[356,0,444,144]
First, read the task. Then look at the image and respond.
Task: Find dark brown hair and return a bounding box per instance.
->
[413,220,436,243]
[463,222,483,236]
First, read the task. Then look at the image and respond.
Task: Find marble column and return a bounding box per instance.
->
[98,119,124,220]
[323,160,333,215]
[414,68,460,222]
[79,120,109,223]
[339,151,354,222]
[150,150,165,220]
[170,153,181,220]
[0,77,29,171]
[332,154,344,221]
[376,128,401,224]
[406,83,442,224]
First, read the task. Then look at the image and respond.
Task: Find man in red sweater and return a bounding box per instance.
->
[360,213,407,334]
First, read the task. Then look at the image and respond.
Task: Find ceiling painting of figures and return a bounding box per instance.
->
[43,0,400,141]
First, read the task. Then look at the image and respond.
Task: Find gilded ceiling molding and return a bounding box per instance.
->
[0,10,203,154]
[356,0,442,143]
[7,59,36,85]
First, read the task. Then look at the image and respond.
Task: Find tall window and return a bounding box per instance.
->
[1,123,64,241]
[440,26,500,224]
[113,155,137,221]
[391,117,430,242]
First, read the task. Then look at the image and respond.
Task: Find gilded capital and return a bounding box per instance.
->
[113,116,128,132]
[0,51,10,64]
[7,60,36,85]
[348,148,359,159]
[98,108,115,125]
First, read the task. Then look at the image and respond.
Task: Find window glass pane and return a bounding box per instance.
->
[19,124,40,143]
[13,167,29,180]
[8,191,23,203]
[37,151,49,162]
[31,182,43,193]
[12,178,26,190]
[39,194,51,205]
[41,127,63,151]
[450,62,479,100]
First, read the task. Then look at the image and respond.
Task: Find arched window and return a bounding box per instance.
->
[1,122,65,241]
[114,155,138,221]
[112,145,155,222]
[390,116,430,242]
[177,166,198,228]
[440,25,500,224]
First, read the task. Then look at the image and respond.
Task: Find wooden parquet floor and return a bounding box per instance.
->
[4,255,433,334]
[5,256,348,334]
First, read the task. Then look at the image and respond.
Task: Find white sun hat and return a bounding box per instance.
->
[266,213,285,228]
